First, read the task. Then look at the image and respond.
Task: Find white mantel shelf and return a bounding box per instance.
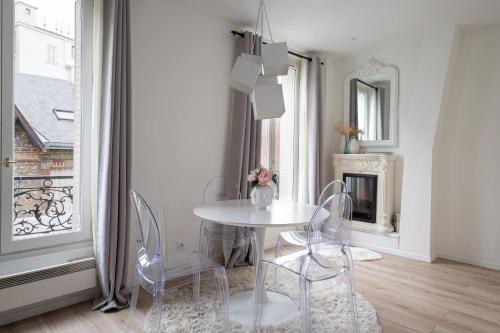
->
[332,153,396,234]
[332,153,397,160]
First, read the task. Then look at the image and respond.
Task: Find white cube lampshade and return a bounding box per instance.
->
[251,80,285,120]
[229,55,262,94]
[255,75,278,86]
[262,42,289,77]
[241,53,262,67]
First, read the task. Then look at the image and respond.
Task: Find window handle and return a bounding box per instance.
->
[1,158,17,167]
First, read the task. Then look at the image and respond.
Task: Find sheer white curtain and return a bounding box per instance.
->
[294,58,309,203]
[292,56,322,204]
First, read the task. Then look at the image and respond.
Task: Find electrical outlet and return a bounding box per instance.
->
[176,241,185,251]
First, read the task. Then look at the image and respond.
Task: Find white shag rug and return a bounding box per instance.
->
[350,247,383,262]
[146,265,380,333]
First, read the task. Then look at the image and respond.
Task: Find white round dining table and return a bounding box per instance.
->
[193,199,326,327]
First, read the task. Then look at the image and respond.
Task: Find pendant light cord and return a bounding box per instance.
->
[252,0,275,52]
[262,1,274,43]
[243,0,323,65]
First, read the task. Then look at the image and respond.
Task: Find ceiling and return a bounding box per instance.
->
[177,0,500,57]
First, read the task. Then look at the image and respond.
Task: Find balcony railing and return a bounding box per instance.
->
[13,176,73,238]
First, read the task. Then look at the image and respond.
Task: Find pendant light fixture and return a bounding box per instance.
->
[229,0,289,120]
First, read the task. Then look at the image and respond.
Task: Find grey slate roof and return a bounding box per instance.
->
[15,73,74,149]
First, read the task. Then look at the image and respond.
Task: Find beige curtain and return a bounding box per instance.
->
[93,0,131,312]
[222,31,262,268]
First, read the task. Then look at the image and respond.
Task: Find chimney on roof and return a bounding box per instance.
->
[15,1,38,27]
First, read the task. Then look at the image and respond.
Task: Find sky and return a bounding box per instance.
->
[20,0,76,37]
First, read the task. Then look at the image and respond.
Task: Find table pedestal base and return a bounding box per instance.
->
[228,290,299,327]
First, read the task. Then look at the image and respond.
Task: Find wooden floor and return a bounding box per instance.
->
[1,251,500,333]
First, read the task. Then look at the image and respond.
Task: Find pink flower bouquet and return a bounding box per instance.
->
[247,166,278,188]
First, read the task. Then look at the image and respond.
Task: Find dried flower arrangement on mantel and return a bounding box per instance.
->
[335,122,364,154]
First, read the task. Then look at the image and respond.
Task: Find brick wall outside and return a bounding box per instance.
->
[14,120,73,186]
[13,121,74,219]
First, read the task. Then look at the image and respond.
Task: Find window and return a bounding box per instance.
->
[1,0,94,267]
[260,59,300,200]
[47,44,57,64]
[53,109,75,121]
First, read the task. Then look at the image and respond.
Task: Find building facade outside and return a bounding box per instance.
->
[15,1,75,81]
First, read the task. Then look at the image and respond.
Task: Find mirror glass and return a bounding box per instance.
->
[349,73,391,141]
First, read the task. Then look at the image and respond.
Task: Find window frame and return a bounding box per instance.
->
[0,0,94,266]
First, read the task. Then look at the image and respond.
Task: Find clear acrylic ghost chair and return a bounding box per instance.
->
[254,193,359,333]
[127,190,229,333]
[274,180,347,258]
[199,176,256,266]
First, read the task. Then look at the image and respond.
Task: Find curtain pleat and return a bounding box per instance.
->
[306,57,322,204]
[93,0,131,312]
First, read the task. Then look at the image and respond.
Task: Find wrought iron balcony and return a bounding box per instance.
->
[13,176,73,238]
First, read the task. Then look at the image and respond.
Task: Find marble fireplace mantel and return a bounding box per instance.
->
[332,154,396,234]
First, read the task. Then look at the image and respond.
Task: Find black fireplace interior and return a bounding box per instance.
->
[343,173,377,223]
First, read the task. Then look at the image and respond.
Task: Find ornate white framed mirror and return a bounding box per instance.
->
[344,59,399,148]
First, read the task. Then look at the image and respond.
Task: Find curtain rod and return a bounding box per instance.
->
[230,30,324,65]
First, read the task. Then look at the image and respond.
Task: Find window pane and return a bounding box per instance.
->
[259,64,299,201]
[260,119,270,169]
[276,67,296,200]
[13,0,81,239]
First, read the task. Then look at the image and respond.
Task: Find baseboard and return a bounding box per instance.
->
[0,287,95,326]
[436,253,500,271]
[396,250,433,263]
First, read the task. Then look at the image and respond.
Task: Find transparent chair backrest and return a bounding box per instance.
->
[318,180,347,205]
[202,176,240,203]
[129,190,162,270]
[307,192,353,267]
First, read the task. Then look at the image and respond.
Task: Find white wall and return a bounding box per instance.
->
[323,26,458,261]
[129,0,234,266]
[433,25,500,270]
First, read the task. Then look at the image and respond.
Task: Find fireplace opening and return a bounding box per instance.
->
[343,173,377,223]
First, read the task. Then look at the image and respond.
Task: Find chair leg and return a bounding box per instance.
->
[193,254,201,311]
[345,245,357,294]
[214,266,230,333]
[198,222,205,254]
[206,237,214,261]
[343,247,359,333]
[249,232,257,275]
[272,235,283,288]
[126,282,140,333]
[150,284,165,333]
[345,268,359,333]
[253,261,268,332]
[274,234,283,259]
[299,277,312,333]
